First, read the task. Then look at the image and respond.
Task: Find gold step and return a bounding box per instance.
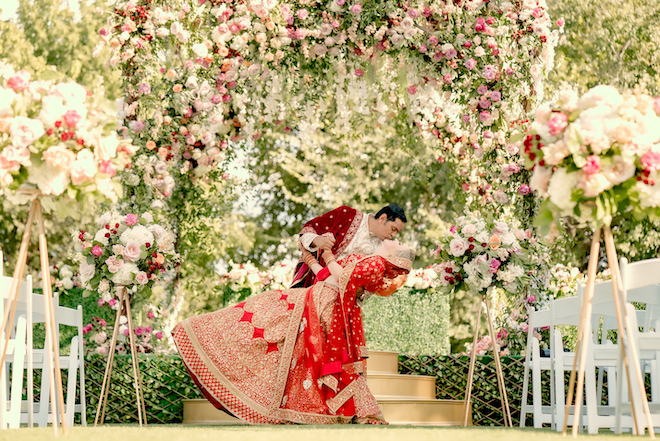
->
[367,373,436,399]
[366,350,399,374]
[378,398,472,426]
[183,398,242,425]
[182,397,471,426]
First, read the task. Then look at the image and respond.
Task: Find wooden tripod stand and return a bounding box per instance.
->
[562,225,654,437]
[94,285,147,426]
[0,195,67,435]
[463,288,513,427]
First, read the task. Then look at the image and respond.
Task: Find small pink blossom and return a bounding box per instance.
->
[91,245,103,257]
[139,83,151,95]
[443,74,452,84]
[547,112,568,136]
[490,91,502,102]
[350,3,362,14]
[147,311,155,319]
[408,8,418,18]
[222,94,232,103]
[108,298,117,307]
[7,70,31,91]
[123,329,130,336]
[526,295,537,304]
[505,67,514,76]
[465,59,477,70]
[583,155,601,175]
[296,8,309,19]
[518,184,531,195]
[354,69,364,77]
[63,110,82,128]
[123,242,142,262]
[105,255,124,274]
[155,331,164,339]
[557,17,565,28]
[428,36,438,46]
[100,160,116,177]
[135,326,144,336]
[418,44,427,54]
[479,111,491,122]
[483,65,497,80]
[408,85,417,95]
[125,213,139,226]
[97,299,104,308]
[449,225,458,234]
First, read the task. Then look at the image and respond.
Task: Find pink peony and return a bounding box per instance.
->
[583,155,601,175]
[488,259,501,274]
[125,213,139,226]
[91,245,103,257]
[547,112,568,136]
[350,3,362,14]
[641,150,660,173]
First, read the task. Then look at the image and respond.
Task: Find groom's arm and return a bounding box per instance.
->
[299,205,351,251]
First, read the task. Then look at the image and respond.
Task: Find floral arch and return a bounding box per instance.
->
[98,0,560,211]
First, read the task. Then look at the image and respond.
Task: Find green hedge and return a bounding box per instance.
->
[77,353,539,425]
[362,287,450,356]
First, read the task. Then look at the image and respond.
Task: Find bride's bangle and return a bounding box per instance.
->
[304,253,319,268]
[324,251,336,265]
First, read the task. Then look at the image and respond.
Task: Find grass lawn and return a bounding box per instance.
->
[0,425,640,441]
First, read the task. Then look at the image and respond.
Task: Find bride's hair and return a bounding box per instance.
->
[395,246,415,262]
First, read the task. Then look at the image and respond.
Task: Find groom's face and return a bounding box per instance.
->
[373,215,405,241]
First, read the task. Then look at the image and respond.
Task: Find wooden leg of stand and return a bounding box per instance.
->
[124,289,147,426]
[94,295,124,426]
[463,298,483,426]
[604,227,654,437]
[563,227,601,436]
[36,202,67,435]
[0,201,37,371]
[484,294,513,427]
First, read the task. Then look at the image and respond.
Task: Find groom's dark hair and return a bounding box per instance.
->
[376,204,407,223]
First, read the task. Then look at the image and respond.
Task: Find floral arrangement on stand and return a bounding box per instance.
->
[0,63,136,216]
[522,84,660,230]
[82,308,167,356]
[74,211,179,307]
[432,212,546,355]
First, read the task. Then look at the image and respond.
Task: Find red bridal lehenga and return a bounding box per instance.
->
[173,254,411,425]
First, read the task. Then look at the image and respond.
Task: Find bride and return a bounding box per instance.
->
[172,238,414,425]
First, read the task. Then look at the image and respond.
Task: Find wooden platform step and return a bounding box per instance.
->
[367,373,436,399]
[182,398,471,426]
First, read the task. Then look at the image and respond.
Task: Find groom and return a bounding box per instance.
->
[291,204,407,288]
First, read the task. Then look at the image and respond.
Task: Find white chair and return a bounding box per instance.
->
[0,250,29,429]
[616,257,660,434]
[520,295,584,430]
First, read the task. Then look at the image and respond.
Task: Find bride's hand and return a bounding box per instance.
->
[391,274,407,291]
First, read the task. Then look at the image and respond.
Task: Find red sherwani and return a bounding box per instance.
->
[291,206,364,288]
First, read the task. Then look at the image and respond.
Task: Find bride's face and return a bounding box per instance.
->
[376,239,410,256]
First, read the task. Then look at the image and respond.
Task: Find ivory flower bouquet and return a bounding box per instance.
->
[0,63,135,214]
[522,85,660,228]
[432,213,543,297]
[74,211,179,304]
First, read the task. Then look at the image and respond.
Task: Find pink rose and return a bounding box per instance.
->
[296,8,308,19]
[108,298,117,307]
[135,271,149,285]
[147,311,155,319]
[518,184,531,195]
[408,85,417,95]
[465,59,477,70]
[583,155,601,175]
[488,259,501,274]
[63,110,82,128]
[91,245,103,257]
[122,242,142,262]
[479,111,491,122]
[125,213,139,226]
[354,69,364,77]
[547,112,568,136]
[105,255,124,273]
[7,70,31,91]
[155,331,164,339]
[641,150,660,173]
[350,3,362,14]
[449,225,458,234]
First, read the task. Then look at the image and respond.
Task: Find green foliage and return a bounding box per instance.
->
[232,128,462,269]
[548,0,660,94]
[362,287,450,356]
[0,0,122,100]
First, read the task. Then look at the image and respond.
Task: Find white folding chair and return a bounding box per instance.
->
[520,295,584,430]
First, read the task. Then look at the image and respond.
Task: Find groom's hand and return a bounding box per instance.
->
[312,234,335,251]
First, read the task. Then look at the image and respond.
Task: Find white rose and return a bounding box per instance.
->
[603,155,636,186]
[529,166,553,194]
[462,224,477,235]
[94,229,110,246]
[79,261,96,285]
[142,212,154,223]
[192,43,209,58]
[541,140,570,166]
[449,237,468,256]
[579,172,612,198]
[96,134,120,161]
